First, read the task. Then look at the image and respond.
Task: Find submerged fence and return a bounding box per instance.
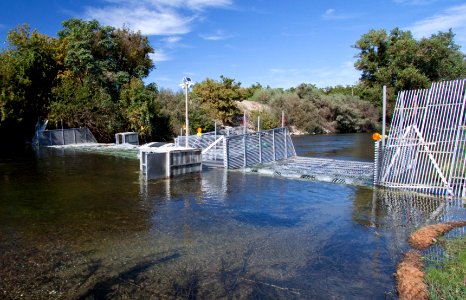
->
[175,127,296,169]
[33,128,97,146]
[376,79,466,197]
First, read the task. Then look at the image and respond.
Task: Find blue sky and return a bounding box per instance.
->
[1,0,466,90]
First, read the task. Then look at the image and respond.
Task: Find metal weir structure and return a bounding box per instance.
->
[175,126,296,169]
[376,79,466,197]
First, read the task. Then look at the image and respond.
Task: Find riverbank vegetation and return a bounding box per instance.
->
[1,19,465,144]
[425,235,466,299]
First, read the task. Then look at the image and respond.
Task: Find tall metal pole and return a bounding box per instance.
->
[185,84,189,148]
[281,110,285,128]
[382,85,387,148]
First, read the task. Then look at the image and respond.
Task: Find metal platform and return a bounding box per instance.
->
[243,156,375,187]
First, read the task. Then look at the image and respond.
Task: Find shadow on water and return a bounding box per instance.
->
[0,141,465,299]
[78,252,181,300]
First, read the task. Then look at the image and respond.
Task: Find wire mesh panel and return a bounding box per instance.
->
[225,127,296,169]
[176,134,225,164]
[33,128,97,146]
[378,79,466,196]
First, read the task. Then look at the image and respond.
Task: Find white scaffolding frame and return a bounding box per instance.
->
[377,79,466,196]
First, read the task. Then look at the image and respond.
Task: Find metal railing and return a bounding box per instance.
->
[175,126,296,169]
[224,127,296,169]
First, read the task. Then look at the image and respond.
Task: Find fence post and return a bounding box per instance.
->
[74,129,77,144]
[243,134,247,167]
[284,127,288,159]
[259,132,262,163]
[214,122,217,161]
[272,129,276,161]
[61,119,65,145]
[224,137,229,168]
[382,85,387,148]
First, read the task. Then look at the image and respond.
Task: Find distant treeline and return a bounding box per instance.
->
[1,18,465,144]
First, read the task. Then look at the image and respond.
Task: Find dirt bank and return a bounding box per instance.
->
[396,220,466,299]
[395,250,428,300]
[409,221,466,250]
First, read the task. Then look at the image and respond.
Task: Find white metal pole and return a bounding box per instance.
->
[214,122,217,161]
[382,85,387,148]
[258,115,260,132]
[281,111,285,128]
[243,112,247,134]
[185,84,189,148]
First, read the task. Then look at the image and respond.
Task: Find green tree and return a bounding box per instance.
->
[50,19,156,141]
[0,25,60,142]
[192,76,246,125]
[354,28,466,107]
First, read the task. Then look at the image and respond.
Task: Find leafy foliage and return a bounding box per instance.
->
[1,19,158,143]
[354,28,466,109]
[192,76,248,125]
[0,25,61,142]
[248,84,379,134]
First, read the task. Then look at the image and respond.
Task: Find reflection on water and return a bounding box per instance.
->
[292,133,375,162]
[0,139,465,299]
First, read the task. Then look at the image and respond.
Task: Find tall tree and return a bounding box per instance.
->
[0,25,60,142]
[192,76,246,125]
[354,28,466,107]
[50,19,155,141]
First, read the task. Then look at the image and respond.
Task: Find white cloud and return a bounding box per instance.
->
[150,50,171,62]
[86,0,232,36]
[266,61,360,88]
[407,4,466,47]
[200,30,232,41]
[164,36,182,44]
[393,0,436,5]
[322,8,355,20]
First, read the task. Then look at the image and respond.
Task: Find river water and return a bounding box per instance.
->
[1,134,465,299]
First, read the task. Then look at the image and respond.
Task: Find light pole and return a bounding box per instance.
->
[180,77,193,148]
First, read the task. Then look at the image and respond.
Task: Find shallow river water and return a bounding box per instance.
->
[1,134,465,299]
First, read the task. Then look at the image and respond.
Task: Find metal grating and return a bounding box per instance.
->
[377,79,466,196]
[175,127,296,169]
[33,127,98,146]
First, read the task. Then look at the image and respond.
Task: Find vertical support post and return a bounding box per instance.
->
[185,85,189,148]
[61,119,65,145]
[214,122,217,161]
[373,140,380,185]
[243,112,247,134]
[243,134,247,167]
[166,151,171,178]
[224,137,229,168]
[284,127,288,159]
[272,129,276,161]
[259,132,262,163]
[382,85,387,148]
[257,115,261,132]
[281,111,285,128]
[49,131,52,145]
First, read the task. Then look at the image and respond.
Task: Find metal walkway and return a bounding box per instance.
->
[244,156,374,187]
[176,126,375,187]
[175,126,296,169]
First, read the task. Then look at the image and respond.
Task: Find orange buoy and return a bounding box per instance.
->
[372,132,382,141]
